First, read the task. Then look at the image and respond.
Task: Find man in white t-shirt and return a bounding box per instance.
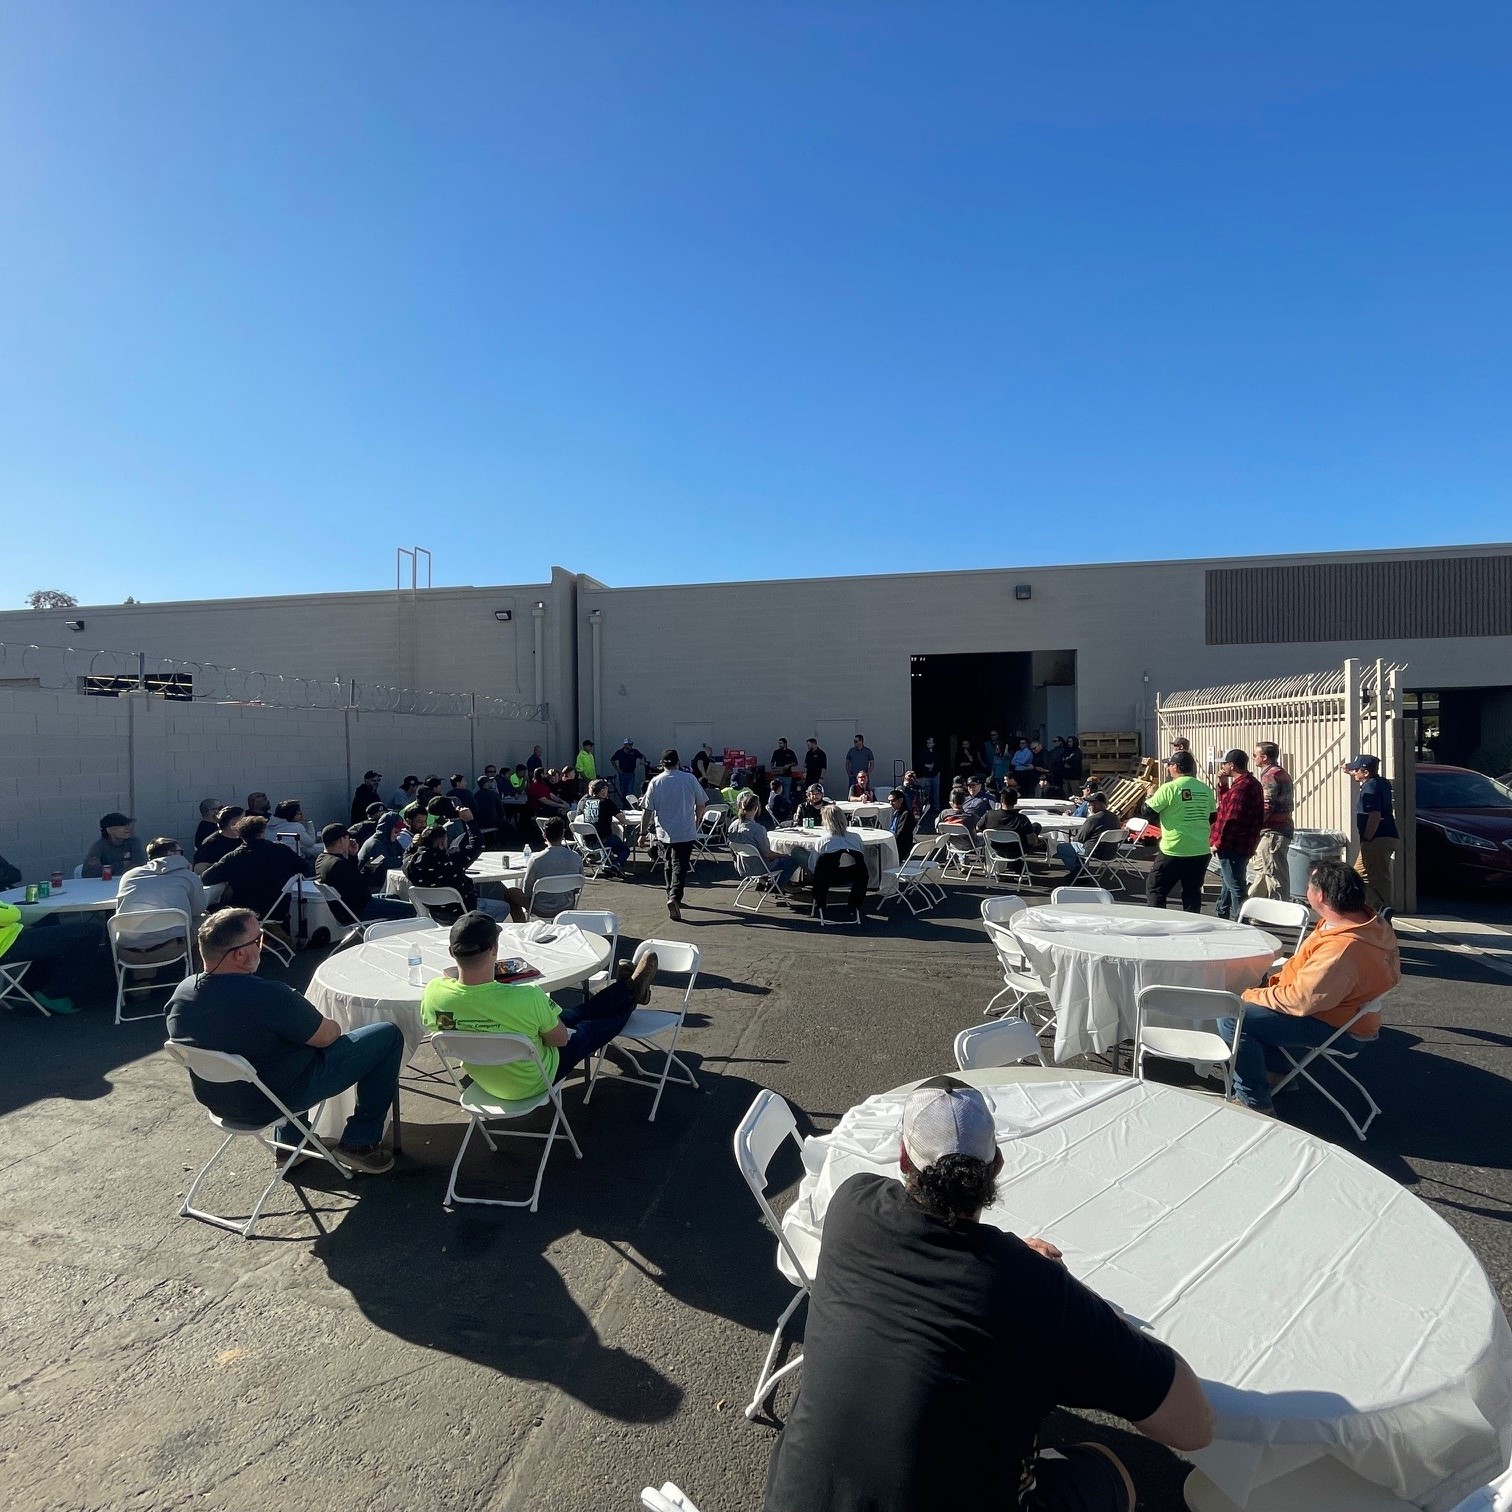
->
[640,748,707,921]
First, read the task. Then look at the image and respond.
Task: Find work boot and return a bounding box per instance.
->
[336,1143,395,1175]
[667,899,681,922]
[629,951,659,1006]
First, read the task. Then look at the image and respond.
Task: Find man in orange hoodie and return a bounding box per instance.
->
[1218,859,1400,1113]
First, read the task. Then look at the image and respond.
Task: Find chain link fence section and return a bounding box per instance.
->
[0,639,548,720]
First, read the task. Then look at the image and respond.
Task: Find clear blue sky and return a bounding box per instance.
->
[2,2,1509,607]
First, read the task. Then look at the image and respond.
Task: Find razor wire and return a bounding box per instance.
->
[0,640,548,721]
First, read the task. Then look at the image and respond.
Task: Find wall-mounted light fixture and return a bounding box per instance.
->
[1014,584,1032,602]
[66,620,86,633]
[494,609,513,622]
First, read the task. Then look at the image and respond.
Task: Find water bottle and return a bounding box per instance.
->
[523,843,533,857]
[407,949,423,987]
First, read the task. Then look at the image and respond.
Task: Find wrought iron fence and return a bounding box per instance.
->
[0,640,548,721]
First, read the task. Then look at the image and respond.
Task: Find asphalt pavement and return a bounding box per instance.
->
[2,850,1510,1512]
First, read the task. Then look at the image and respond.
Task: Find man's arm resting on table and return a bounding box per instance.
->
[1133,1355,1214,1452]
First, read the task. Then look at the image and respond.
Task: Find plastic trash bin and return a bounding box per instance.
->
[1288,829,1348,897]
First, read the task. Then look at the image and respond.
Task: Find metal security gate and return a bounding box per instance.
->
[1155,658,1413,908]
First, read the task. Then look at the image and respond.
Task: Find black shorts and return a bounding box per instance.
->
[1024,1443,1136,1512]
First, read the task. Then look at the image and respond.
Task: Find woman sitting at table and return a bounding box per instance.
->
[848,773,876,802]
[401,824,520,923]
[729,793,800,888]
[811,805,865,864]
[82,812,147,877]
[886,789,916,854]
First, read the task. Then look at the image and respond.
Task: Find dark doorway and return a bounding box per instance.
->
[1406,686,1512,773]
[909,651,1076,774]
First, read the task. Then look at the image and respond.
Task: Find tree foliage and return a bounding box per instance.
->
[26,590,79,610]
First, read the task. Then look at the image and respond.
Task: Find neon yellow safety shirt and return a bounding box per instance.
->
[419,976,559,1099]
[1147,775,1218,857]
[575,749,596,782]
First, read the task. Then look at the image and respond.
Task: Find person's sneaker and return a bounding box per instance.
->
[629,951,659,1006]
[274,1148,312,1174]
[34,992,79,1015]
[336,1143,395,1175]
[667,899,682,922]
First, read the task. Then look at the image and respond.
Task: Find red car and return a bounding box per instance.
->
[1416,764,1512,891]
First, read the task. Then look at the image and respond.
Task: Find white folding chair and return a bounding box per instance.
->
[732,1089,817,1419]
[253,880,307,965]
[980,894,1028,929]
[641,1484,703,1512]
[693,808,727,862]
[408,885,468,924]
[570,821,610,878]
[882,837,946,914]
[585,939,699,1121]
[1236,896,1313,960]
[429,1030,582,1211]
[1071,828,1131,890]
[529,872,584,919]
[1134,984,1246,1098]
[730,842,787,913]
[1448,1461,1512,1512]
[555,909,620,995]
[954,1017,1045,1070]
[108,907,193,1024]
[363,917,431,943]
[1051,885,1114,906]
[982,830,1031,889]
[983,921,1051,1023]
[163,1041,353,1239]
[810,850,867,925]
[939,825,983,878]
[0,960,52,1016]
[1267,996,1386,1141]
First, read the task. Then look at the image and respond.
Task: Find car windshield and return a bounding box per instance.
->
[1417,771,1512,809]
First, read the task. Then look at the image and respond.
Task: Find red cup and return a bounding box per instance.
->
[50,871,63,889]
[101,865,113,882]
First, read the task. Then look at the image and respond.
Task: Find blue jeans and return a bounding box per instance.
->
[603,833,631,869]
[278,1020,405,1149]
[555,978,637,1081]
[925,775,941,813]
[1055,841,1084,879]
[1214,852,1248,920]
[1216,1006,1346,1111]
[616,770,638,800]
[361,896,415,922]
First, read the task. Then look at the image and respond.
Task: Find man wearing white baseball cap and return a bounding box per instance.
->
[762,1077,1213,1512]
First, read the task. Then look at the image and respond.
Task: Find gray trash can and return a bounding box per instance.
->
[1288,829,1348,897]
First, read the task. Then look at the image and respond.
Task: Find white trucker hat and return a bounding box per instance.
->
[901,1076,998,1168]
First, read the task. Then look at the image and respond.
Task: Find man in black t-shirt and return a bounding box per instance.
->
[762,1078,1213,1512]
[769,738,799,797]
[166,908,403,1172]
[803,738,828,793]
[201,815,308,919]
[313,824,413,926]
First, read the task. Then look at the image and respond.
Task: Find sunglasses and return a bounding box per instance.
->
[235,930,266,951]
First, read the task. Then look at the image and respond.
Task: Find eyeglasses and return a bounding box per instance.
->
[235,931,265,951]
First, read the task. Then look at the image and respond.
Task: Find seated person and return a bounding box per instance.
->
[938,785,971,828]
[402,824,519,922]
[446,773,475,811]
[1053,794,1121,878]
[117,836,209,945]
[764,783,794,827]
[960,775,994,833]
[202,815,309,922]
[269,799,321,859]
[886,788,916,854]
[761,1077,1212,1512]
[899,770,924,815]
[0,844,19,892]
[193,798,224,851]
[420,911,656,1096]
[82,812,147,877]
[728,793,799,887]
[358,811,410,873]
[0,867,99,1013]
[400,801,429,845]
[471,775,503,837]
[579,780,630,873]
[810,804,865,866]
[507,764,529,796]
[978,789,1042,852]
[1069,779,1103,819]
[425,794,473,851]
[522,817,585,916]
[314,824,413,927]
[192,806,244,872]
[348,803,388,847]
[391,775,422,810]
[1219,860,1400,1114]
[848,773,877,801]
[167,908,401,1172]
[245,791,273,818]
[795,784,828,827]
[526,769,566,815]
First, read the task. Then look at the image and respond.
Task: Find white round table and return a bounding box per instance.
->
[1028,813,1084,839]
[832,799,889,824]
[765,826,900,891]
[306,920,612,1137]
[384,850,528,899]
[0,878,120,922]
[782,1070,1512,1512]
[1010,902,1279,1063]
[1016,798,1073,814]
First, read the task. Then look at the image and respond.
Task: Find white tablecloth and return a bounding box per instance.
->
[832,799,889,824]
[782,1076,1512,1511]
[384,850,528,899]
[1,878,120,921]
[765,826,900,890]
[1016,799,1073,814]
[1010,903,1279,1062]
[1029,813,1084,839]
[306,920,611,1134]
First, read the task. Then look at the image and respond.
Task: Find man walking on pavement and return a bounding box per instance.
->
[641,748,707,922]
[1248,741,1295,900]
[1210,749,1265,920]
[1345,755,1398,919]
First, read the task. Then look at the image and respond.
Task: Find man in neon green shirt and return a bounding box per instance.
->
[574,740,597,785]
[1144,751,1217,913]
[420,912,656,1100]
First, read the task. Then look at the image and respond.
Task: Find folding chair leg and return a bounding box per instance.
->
[745,1287,808,1419]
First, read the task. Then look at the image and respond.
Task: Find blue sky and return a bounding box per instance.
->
[2,2,1509,607]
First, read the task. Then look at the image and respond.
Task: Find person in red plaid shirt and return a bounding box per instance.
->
[1211,749,1266,920]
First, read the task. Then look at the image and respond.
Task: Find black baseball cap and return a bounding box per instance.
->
[321,823,349,844]
[101,811,133,828]
[449,910,500,959]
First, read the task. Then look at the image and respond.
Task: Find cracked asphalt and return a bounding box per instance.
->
[2,860,1509,1511]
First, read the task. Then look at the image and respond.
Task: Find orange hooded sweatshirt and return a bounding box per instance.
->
[1242,913,1400,1036]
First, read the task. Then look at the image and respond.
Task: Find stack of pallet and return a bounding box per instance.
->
[1078,730,1141,781]
[1103,775,1152,821]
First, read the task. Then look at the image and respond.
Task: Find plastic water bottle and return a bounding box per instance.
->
[407,949,423,987]
[523,843,533,857]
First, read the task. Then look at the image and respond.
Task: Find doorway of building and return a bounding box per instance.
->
[1405,687,1512,773]
[909,651,1076,776]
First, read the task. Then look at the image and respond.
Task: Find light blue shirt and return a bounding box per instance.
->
[642,767,707,845]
